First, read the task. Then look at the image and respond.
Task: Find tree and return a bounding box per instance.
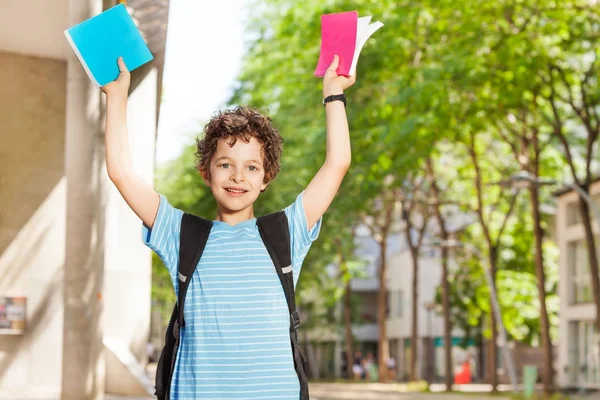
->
[425,156,454,391]
[362,189,396,381]
[540,7,600,337]
[438,194,560,377]
[393,175,433,382]
[493,108,559,392]
[459,1,598,389]
[467,130,519,391]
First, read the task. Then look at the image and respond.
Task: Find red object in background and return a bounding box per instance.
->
[454,360,472,384]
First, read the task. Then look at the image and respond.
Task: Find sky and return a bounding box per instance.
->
[155,0,249,165]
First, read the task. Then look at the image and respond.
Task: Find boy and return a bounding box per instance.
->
[101,55,355,399]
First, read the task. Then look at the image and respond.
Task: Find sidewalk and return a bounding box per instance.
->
[5,383,595,400]
[309,382,510,399]
[309,382,597,400]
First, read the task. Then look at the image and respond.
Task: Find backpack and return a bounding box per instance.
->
[154,211,310,400]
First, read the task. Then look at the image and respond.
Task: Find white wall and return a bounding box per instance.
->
[557,181,600,388]
[387,250,444,339]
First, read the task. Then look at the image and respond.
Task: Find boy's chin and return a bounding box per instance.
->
[217,193,259,210]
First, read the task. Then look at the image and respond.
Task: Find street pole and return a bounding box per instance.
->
[465,243,519,392]
[427,305,433,383]
[428,240,519,392]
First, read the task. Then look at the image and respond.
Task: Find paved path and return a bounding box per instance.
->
[312,392,509,400]
[309,383,510,400]
[7,383,595,400]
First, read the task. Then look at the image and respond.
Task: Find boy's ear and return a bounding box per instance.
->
[260,180,269,192]
[200,169,211,186]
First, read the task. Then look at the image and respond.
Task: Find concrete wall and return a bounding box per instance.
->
[0,51,67,398]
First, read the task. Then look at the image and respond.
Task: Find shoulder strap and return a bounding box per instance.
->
[257,211,309,400]
[178,213,212,327]
[256,211,296,323]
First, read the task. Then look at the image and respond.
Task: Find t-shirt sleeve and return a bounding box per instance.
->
[283,191,322,279]
[141,194,183,276]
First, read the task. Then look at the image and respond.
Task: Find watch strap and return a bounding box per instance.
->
[323,94,346,107]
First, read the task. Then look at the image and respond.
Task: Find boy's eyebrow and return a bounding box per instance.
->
[214,157,262,164]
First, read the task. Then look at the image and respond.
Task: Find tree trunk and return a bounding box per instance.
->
[487,253,498,392]
[530,184,554,393]
[306,341,320,380]
[578,197,600,332]
[377,239,390,381]
[343,272,354,381]
[410,247,419,381]
[426,157,453,390]
[441,246,453,390]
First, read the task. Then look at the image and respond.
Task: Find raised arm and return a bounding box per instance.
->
[102,57,160,228]
[303,55,355,229]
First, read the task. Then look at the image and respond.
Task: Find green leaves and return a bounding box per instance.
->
[150,0,596,347]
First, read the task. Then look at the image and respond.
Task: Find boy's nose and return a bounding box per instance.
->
[230,171,245,183]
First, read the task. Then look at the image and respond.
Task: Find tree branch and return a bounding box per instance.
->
[495,189,518,246]
[547,72,582,186]
[468,132,493,246]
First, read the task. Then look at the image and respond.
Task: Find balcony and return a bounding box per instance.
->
[351,278,379,292]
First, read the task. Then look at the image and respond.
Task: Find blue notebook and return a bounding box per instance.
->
[64,4,153,87]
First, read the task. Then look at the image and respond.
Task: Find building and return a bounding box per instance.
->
[555,178,600,390]
[0,0,169,398]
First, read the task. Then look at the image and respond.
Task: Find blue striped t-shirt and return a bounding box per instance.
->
[142,192,321,400]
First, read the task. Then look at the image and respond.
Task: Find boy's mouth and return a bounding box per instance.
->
[224,187,248,195]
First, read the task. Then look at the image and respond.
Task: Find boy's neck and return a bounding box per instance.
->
[214,207,256,226]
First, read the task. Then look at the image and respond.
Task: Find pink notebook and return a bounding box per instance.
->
[314,11,383,77]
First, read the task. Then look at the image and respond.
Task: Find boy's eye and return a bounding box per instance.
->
[248,165,258,171]
[220,163,230,169]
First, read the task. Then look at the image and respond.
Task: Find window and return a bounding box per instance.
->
[397,290,404,318]
[387,290,404,319]
[570,240,592,304]
[569,237,600,305]
[568,321,599,386]
[567,202,581,226]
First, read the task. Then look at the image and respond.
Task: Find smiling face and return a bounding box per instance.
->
[202,137,268,218]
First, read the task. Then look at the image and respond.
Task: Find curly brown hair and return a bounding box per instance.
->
[195,106,284,184]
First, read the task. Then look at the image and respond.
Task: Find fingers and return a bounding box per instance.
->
[327,54,340,73]
[117,57,129,73]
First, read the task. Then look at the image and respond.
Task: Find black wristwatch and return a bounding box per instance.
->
[323,94,346,107]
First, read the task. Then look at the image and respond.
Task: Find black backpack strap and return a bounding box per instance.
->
[178,213,213,327]
[155,213,212,400]
[257,211,310,400]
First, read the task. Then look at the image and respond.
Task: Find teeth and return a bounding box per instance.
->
[227,189,245,193]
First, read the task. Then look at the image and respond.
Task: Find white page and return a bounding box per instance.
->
[349,16,384,76]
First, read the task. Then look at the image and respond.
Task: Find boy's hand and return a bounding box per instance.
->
[101,57,130,95]
[322,54,356,97]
